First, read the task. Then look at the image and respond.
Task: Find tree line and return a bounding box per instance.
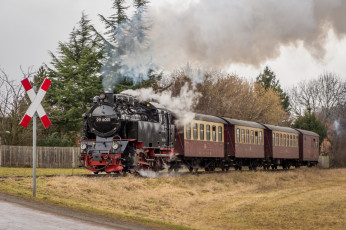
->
[0,0,345,166]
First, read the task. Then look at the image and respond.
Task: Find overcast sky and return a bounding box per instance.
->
[1,0,345,89]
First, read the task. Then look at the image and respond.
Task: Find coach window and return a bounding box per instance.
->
[290,135,292,147]
[293,136,295,147]
[287,135,290,147]
[193,123,198,140]
[255,131,258,144]
[241,129,245,143]
[212,126,216,141]
[200,124,205,140]
[273,133,275,146]
[283,134,286,147]
[186,124,191,140]
[304,136,306,147]
[259,131,262,144]
[251,130,254,144]
[236,128,240,143]
[246,130,249,143]
[218,126,222,142]
[207,125,211,141]
[276,133,279,146]
[280,134,282,146]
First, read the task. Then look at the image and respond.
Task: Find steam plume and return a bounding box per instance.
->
[122,84,200,126]
[147,0,346,69]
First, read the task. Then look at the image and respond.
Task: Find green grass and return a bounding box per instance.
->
[0,167,345,229]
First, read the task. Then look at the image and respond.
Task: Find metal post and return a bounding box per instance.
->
[33,86,37,197]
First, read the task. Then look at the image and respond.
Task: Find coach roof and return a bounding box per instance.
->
[222,118,265,129]
[194,114,227,124]
[262,124,300,134]
[295,128,319,136]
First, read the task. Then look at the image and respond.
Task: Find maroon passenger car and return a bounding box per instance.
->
[296,129,319,166]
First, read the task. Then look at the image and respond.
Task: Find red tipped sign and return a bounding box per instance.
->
[20,78,52,128]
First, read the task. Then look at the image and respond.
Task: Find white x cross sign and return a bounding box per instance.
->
[20,78,52,128]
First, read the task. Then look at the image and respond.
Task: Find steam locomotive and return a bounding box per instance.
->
[79,92,320,174]
[79,92,175,174]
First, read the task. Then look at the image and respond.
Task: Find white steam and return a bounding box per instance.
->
[147,0,346,68]
[122,84,200,126]
[334,119,341,135]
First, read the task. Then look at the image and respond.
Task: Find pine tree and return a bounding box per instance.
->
[293,109,327,147]
[47,13,103,144]
[98,0,157,92]
[256,66,290,112]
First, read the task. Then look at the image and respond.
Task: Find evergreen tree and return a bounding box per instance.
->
[293,109,327,147]
[98,0,156,92]
[47,13,103,144]
[256,66,290,112]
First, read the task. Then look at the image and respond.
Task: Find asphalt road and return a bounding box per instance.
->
[0,193,153,230]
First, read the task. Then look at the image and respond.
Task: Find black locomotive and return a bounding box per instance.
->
[80,92,174,174]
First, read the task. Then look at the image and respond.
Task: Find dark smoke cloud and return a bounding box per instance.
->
[147,0,346,69]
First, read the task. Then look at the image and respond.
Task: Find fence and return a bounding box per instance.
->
[0,145,80,168]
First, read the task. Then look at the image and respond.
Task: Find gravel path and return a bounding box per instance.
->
[0,193,154,230]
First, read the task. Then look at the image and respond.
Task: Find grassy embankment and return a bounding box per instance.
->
[0,167,345,229]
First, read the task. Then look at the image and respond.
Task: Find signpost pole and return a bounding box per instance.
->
[33,86,37,197]
[19,78,52,197]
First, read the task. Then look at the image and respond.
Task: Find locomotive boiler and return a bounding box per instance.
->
[79,93,175,174]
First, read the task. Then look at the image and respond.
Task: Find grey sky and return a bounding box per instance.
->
[0,0,345,88]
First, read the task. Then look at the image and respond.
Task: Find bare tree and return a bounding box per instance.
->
[289,72,346,123]
[0,68,34,145]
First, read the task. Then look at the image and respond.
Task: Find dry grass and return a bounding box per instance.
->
[0,167,88,177]
[1,168,345,229]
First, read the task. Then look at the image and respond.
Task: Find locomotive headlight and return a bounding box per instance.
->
[99,93,106,100]
[81,143,87,150]
[112,142,119,150]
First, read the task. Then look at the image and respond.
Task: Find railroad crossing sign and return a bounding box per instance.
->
[20,78,52,128]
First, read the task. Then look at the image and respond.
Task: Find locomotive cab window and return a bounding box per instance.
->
[218,126,222,142]
[212,126,216,141]
[236,128,240,143]
[200,124,205,140]
[193,123,198,140]
[206,125,211,141]
[186,124,191,139]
